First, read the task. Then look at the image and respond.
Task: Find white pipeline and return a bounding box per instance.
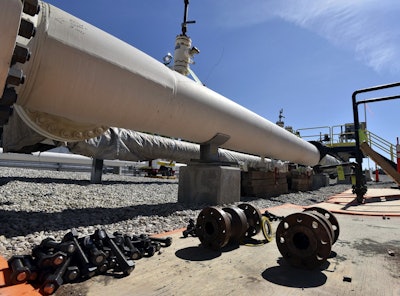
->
[1,1,321,166]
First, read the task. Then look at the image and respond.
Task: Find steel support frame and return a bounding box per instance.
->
[352,81,400,202]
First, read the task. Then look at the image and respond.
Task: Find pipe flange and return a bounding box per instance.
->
[276,211,333,269]
[304,207,340,243]
[304,211,334,246]
[14,105,108,142]
[237,203,262,238]
[196,207,231,250]
[222,206,248,242]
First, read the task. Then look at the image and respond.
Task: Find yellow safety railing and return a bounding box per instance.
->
[296,124,395,162]
[295,126,333,144]
[365,130,395,162]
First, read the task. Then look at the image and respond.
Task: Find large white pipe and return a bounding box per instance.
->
[0,0,22,89]
[1,1,321,166]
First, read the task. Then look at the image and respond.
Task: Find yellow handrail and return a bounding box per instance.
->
[296,124,395,163]
[365,130,395,162]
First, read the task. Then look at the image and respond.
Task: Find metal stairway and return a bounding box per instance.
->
[360,142,400,186]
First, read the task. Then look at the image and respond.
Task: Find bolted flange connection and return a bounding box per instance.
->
[275,207,340,269]
[195,203,263,250]
[0,0,40,126]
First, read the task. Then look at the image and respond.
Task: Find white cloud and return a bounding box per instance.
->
[213,0,400,74]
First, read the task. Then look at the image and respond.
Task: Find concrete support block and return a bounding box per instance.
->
[178,165,241,205]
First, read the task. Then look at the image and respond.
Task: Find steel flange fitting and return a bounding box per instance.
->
[195,203,263,250]
[275,207,340,269]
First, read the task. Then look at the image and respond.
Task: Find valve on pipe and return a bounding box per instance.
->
[195,203,271,250]
[275,207,340,269]
[173,0,199,76]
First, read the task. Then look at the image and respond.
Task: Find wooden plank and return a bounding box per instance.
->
[242,178,287,187]
[242,183,288,196]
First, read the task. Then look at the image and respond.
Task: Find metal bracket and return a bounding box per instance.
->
[199,133,230,163]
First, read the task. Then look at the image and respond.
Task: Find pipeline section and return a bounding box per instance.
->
[0,0,321,166]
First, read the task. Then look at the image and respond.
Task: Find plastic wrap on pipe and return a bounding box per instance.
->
[3,111,273,169]
[319,154,341,167]
[10,2,320,166]
[67,127,274,170]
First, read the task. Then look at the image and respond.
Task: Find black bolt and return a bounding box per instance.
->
[151,242,161,252]
[80,236,107,266]
[33,248,67,268]
[97,229,135,275]
[40,237,76,255]
[7,255,31,284]
[130,234,150,257]
[11,43,31,65]
[149,236,173,247]
[107,257,117,269]
[63,265,80,283]
[6,68,25,86]
[18,19,36,39]
[144,245,157,257]
[101,246,112,258]
[96,262,109,274]
[123,235,142,260]
[23,0,40,16]
[21,255,38,282]
[62,229,97,277]
[0,88,18,106]
[40,257,71,295]
[183,219,197,237]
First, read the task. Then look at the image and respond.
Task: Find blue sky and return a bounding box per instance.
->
[44,0,400,147]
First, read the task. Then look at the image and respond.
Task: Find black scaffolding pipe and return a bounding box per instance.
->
[352,81,400,202]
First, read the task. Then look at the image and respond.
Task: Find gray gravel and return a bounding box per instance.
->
[0,167,393,259]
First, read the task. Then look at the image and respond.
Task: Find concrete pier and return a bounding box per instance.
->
[178,165,241,205]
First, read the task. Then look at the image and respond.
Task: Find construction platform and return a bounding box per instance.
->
[0,188,399,296]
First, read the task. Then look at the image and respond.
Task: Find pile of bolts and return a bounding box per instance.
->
[7,228,172,295]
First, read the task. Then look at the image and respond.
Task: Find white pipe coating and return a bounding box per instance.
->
[3,1,321,166]
[0,0,22,89]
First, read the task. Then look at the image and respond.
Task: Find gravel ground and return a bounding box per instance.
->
[0,167,395,259]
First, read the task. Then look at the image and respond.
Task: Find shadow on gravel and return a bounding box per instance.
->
[0,176,91,186]
[0,202,202,237]
[0,176,176,186]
